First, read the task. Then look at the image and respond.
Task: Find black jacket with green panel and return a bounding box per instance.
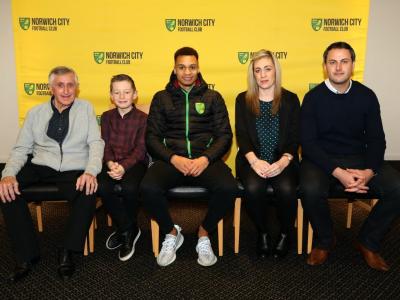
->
[146,72,232,163]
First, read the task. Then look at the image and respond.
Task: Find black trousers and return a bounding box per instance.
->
[237,162,298,235]
[97,163,146,232]
[300,157,400,251]
[0,161,96,263]
[140,160,237,235]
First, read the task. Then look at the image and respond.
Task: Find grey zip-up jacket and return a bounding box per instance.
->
[2,98,105,178]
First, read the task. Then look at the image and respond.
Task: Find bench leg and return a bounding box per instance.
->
[307,223,313,254]
[151,219,159,257]
[84,237,88,256]
[217,219,223,256]
[297,199,303,254]
[35,202,43,232]
[89,218,95,253]
[346,200,353,229]
[107,214,112,227]
[234,197,241,254]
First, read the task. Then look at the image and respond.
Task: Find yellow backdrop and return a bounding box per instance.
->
[12,0,370,168]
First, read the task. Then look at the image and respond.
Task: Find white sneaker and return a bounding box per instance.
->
[196,236,217,267]
[156,225,184,267]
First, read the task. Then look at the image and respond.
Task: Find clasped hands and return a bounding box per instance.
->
[332,167,374,193]
[170,155,209,177]
[107,161,125,180]
[251,159,286,179]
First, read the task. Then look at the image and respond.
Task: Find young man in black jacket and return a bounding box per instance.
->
[300,41,400,271]
[140,47,237,267]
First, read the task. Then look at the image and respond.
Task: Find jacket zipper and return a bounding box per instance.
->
[206,137,213,148]
[182,89,192,158]
[59,143,63,171]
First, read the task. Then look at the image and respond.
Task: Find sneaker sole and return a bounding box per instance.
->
[119,229,141,262]
[197,255,217,267]
[106,231,122,250]
[157,234,184,267]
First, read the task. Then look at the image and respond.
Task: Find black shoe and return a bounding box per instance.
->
[273,233,290,259]
[118,227,141,261]
[105,231,123,250]
[7,257,40,283]
[257,232,271,258]
[57,248,75,280]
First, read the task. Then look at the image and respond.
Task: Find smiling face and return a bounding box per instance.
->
[324,48,355,92]
[253,56,276,91]
[174,55,199,90]
[110,80,137,110]
[50,72,77,110]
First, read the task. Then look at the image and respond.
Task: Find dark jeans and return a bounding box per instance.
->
[237,162,298,235]
[97,163,146,232]
[140,160,237,235]
[300,157,400,251]
[0,161,96,263]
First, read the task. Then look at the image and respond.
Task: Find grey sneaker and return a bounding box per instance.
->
[156,225,184,267]
[196,236,217,267]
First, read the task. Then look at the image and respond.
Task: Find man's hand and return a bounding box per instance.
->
[332,167,369,193]
[76,173,98,195]
[0,176,20,202]
[188,156,209,177]
[346,168,374,190]
[170,155,194,176]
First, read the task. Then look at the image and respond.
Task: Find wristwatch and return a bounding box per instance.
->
[282,153,293,162]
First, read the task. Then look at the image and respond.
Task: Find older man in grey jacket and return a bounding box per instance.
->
[0,66,104,282]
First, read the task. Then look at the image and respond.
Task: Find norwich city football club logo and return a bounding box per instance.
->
[309,83,319,90]
[93,52,105,64]
[19,17,30,30]
[24,83,35,95]
[195,102,205,114]
[311,19,322,31]
[165,19,176,32]
[238,52,249,64]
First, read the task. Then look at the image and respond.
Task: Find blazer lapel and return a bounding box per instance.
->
[246,107,260,152]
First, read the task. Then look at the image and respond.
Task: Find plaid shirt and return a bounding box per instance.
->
[101,106,147,171]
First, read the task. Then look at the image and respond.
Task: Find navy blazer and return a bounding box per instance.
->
[235,88,300,172]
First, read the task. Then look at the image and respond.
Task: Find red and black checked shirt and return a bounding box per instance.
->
[101,106,147,171]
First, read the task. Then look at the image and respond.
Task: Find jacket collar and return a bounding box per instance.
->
[166,71,208,96]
